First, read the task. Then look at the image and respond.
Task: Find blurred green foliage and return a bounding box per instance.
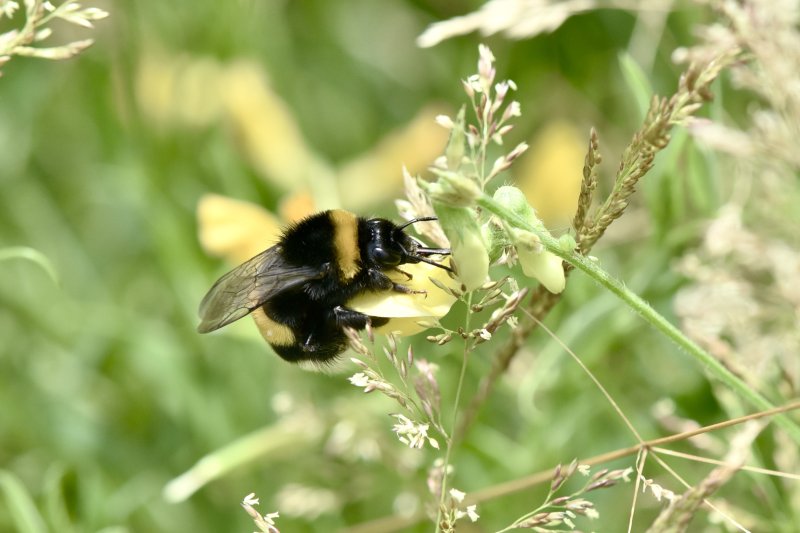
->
[2,1,796,532]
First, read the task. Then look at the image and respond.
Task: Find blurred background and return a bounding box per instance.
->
[2,0,798,531]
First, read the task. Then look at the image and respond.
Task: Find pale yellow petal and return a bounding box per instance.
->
[220,60,321,190]
[135,49,178,127]
[173,57,224,127]
[135,50,223,128]
[197,194,282,264]
[518,247,566,294]
[348,260,457,319]
[278,191,316,223]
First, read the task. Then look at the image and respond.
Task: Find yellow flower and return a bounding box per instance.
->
[348,258,457,335]
[511,229,566,294]
[197,194,283,264]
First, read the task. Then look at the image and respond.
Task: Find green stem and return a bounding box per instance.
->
[476,195,800,445]
[435,293,474,532]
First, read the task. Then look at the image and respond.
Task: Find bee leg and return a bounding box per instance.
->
[334,306,390,331]
[303,332,320,351]
[394,282,426,295]
[333,305,371,329]
[392,267,413,280]
[366,268,426,296]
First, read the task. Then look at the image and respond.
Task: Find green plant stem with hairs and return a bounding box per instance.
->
[475,194,800,445]
[435,286,475,532]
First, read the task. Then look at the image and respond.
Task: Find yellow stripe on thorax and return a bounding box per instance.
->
[252,308,295,346]
[329,209,360,280]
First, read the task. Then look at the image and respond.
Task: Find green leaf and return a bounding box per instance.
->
[0,470,48,533]
[42,464,76,533]
[618,52,653,121]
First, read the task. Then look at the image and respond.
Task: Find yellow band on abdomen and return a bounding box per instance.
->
[252,307,295,347]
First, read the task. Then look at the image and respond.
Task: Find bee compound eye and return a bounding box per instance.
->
[371,246,400,267]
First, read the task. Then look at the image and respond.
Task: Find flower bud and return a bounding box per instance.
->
[509,227,564,292]
[558,233,577,252]
[495,186,565,293]
[434,204,489,291]
[516,243,565,294]
[493,185,540,227]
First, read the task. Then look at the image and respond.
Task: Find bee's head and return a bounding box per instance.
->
[364,217,452,272]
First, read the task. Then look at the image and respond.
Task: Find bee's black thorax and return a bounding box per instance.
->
[277,211,407,304]
[279,210,362,280]
[279,211,337,271]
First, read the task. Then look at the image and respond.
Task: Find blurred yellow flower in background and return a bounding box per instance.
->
[220,60,333,194]
[135,49,225,129]
[337,107,450,213]
[135,51,449,211]
[197,194,283,264]
[516,120,586,229]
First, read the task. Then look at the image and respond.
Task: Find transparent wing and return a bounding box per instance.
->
[197,246,322,333]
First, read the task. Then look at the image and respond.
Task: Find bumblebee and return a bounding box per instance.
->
[198,209,451,364]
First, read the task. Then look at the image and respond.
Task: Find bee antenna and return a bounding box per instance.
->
[397,216,438,232]
[397,241,454,273]
[416,247,451,256]
[416,255,454,273]
[407,236,450,255]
